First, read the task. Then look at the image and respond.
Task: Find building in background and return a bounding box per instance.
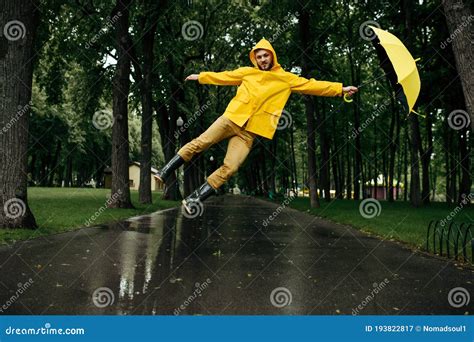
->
[104,162,164,191]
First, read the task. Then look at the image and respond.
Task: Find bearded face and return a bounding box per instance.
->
[254,49,274,71]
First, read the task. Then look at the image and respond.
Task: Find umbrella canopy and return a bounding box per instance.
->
[369,25,421,115]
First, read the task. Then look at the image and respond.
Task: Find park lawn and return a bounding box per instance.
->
[286,197,474,249]
[0,187,179,245]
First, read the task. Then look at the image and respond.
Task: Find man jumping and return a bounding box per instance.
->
[156,38,358,214]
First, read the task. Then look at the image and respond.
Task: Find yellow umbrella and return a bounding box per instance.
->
[369,25,421,116]
[344,25,422,117]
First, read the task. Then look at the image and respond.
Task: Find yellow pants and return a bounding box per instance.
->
[177,115,256,190]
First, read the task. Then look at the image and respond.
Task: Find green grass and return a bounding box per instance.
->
[286,197,474,249]
[0,187,179,245]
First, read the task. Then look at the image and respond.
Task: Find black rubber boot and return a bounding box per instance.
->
[182,181,216,216]
[156,155,185,183]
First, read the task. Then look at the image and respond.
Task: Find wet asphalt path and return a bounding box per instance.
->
[0,195,472,315]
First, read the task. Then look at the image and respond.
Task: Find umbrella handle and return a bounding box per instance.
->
[410,109,426,118]
[343,72,390,104]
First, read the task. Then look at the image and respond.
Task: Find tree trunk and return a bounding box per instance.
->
[346,139,352,199]
[138,21,157,204]
[155,101,181,200]
[402,0,422,207]
[442,0,474,131]
[350,65,362,200]
[289,126,298,195]
[331,145,340,200]
[108,0,134,209]
[39,150,50,186]
[255,161,262,195]
[299,8,320,207]
[269,138,277,194]
[409,116,422,207]
[260,146,269,195]
[373,117,378,199]
[403,126,408,202]
[458,126,471,205]
[388,94,398,202]
[48,140,62,186]
[318,99,331,201]
[444,125,453,203]
[332,113,343,199]
[450,149,457,202]
[65,155,73,187]
[421,115,433,204]
[0,0,39,228]
[396,140,402,201]
[29,153,37,184]
[439,1,472,205]
[305,97,320,208]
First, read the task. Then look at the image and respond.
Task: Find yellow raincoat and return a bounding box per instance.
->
[198,38,343,139]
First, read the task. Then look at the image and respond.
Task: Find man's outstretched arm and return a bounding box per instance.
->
[289,74,358,97]
[185,67,249,86]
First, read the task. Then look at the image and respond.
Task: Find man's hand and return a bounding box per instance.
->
[342,85,358,96]
[185,74,199,81]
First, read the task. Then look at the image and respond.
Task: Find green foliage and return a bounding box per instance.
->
[29,0,472,200]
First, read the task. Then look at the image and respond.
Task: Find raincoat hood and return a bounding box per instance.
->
[249,38,281,71]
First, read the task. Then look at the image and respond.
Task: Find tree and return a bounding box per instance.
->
[108,0,134,208]
[401,0,423,207]
[128,0,160,205]
[442,0,474,131]
[299,5,320,208]
[0,0,39,228]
